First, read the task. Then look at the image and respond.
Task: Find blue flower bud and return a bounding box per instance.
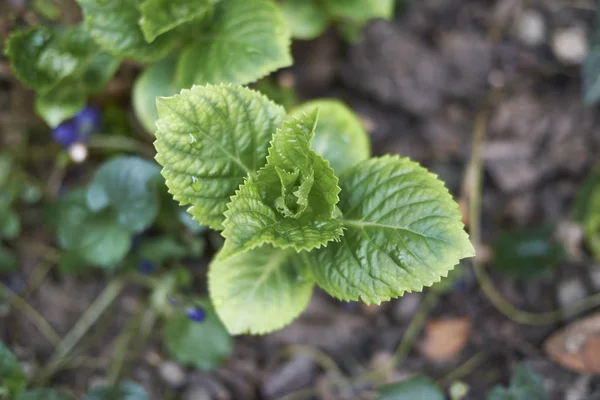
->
[73,106,102,139]
[186,305,206,323]
[52,121,79,148]
[139,259,157,274]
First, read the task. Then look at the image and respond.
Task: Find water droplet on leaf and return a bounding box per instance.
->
[191,176,202,192]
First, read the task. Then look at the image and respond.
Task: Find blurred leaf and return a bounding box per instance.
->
[35,82,87,128]
[0,340,27,398]
[0,208,20,240]
[281,0,328,40]
[84,381,149,400]
[486,363,547,400]
[5,25,96,91]
[493,226,565,278]
[290,99,371,175]
[583,8,600,105]
[174,0,292,88]
[139,237,188,264]
[16,389,70,400]
[138,0,216,43]
[326,0,394,22]
[0,245,18,273]
[55,189,131,270]
[163,301,232,369]
[76,0,180,63]
[132,56,179,133]
[573,169,600,260]
[87,156,161,234]
[377,376,445,400]
[177,208,206,234]
[32,0,62,20]
[253,77,298,110]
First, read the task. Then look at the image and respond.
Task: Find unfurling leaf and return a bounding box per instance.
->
[290,99,371,174]
[154,84,285,230]
[310,156,474,304]
[221,110,342,256]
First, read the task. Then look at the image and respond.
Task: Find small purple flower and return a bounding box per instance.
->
[73,106,102,139]
[52,106,102,149]
[139,259,157,274]
[52,121,79,148]
[186,305,206,323]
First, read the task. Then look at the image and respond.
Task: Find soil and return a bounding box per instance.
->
[2,0,600,399]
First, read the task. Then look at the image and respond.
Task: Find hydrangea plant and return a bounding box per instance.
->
[154,84,475,334]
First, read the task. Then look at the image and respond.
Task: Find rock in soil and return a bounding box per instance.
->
[262,356,316,399]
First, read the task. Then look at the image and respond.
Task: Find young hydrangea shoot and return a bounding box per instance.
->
[154,84,475,335]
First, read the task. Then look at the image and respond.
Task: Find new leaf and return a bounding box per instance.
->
[221,110,343,256]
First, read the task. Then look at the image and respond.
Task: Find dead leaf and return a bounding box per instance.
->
[545,312,600,375]
[420,317,471,362]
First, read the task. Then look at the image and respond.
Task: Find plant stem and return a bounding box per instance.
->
[0,282,60,345]
[34,279,125,384]
[88,135,155,158]
[437,351,485,387]
[107,306,144,385]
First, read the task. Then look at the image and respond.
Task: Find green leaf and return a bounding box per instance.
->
[174,0,292,88]
[132,56,179,133]
[35,82,87,128]
[87,156,161,234]
[572,168,600,260]
[281,0,328,40]
[16,389,70,400]
[163,301,232,369]
[0,340,27,398]
[0,245,18,273]
[154,84,286,230]
[377,376,445,400]
[84,381,149,400]
[0,208,20,240]
[5,24,119,126]
[209,246,313,334]
[55,189,131,269]
[310,155,474,304]
[222,110,342,255]
[486,363,547,400]
[326,0,394,22]
[493,226,565,279]
[583,8,600,105]
[139,0,216,43]
[5,25,96,91]
[290,99,371,175]
[139,236,188,264]
[76,0,179,62]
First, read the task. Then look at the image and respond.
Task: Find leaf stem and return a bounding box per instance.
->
[34,279,126,384]
[0,282,60,345]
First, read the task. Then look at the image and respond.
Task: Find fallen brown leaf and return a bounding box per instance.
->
[545,312,600,375]
[420,317,471,362]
